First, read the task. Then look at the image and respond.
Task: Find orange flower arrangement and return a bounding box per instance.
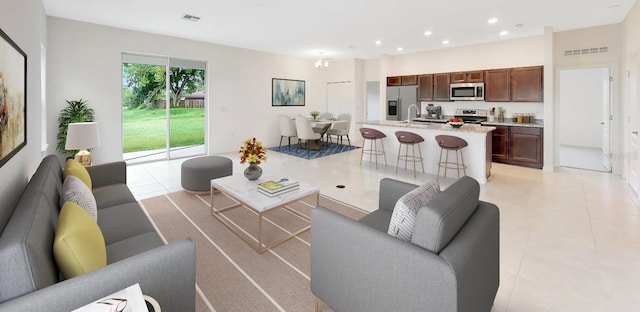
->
[239,138,267,165]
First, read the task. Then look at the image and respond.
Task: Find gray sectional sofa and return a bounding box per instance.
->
[0,155,196,311]
[311,176,500,312]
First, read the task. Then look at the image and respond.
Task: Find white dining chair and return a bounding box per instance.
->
[318,112,333,119]
[279,115,298,150]
[295,115,321,154]
[326,113,351,146]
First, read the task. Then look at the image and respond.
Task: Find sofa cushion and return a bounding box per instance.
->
[53,202,106,279]
[63,159,92,190]
[411,176,480,253]
[92,183,137,210]
[106,232,164,263]
[97,203,157,245]
[387,181,440,241]
[60,175,97,221]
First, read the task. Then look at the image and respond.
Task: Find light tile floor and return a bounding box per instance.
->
[127,142,640,312]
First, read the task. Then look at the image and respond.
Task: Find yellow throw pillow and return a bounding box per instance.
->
[53,201,106,279]
[63,158,92,189]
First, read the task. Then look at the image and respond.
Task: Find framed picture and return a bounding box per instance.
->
[272,78,305,106]
[0,28,27,168]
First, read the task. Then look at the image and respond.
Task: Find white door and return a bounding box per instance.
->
[628,56,640,194]
[602,68,612,171]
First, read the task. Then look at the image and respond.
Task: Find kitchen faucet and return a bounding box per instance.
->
[407,104,418,125]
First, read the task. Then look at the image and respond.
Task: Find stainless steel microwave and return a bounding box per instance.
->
[450,82,484,101]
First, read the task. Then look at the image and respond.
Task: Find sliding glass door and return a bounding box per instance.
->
[121,53,206,163]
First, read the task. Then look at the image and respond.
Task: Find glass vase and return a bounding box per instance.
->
[244,163,262,180]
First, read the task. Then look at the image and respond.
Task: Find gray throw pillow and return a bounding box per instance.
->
[387,181,440,241]
[60,175,98,221]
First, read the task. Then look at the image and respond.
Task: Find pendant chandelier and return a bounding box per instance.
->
[314,52,329,70]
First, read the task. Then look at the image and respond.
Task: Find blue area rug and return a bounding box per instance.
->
[269,142,360,160]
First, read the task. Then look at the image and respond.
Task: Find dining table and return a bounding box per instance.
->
[306,118,347,150]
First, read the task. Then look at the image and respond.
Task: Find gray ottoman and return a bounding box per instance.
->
[181,156,233,193]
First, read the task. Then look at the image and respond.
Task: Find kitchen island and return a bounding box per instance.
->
[358,120,496,184]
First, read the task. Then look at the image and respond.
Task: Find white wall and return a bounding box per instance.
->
[388,36,545,75]
[0,0,47,223]
[46,17,329,162]
[558,67,608,148]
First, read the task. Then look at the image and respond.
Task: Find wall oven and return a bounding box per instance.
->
[450,82,485,101]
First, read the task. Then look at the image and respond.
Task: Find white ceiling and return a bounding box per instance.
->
[42,0,637,61]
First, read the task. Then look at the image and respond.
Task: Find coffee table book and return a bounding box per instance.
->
[258,179,299,193]
[258,186,300,197]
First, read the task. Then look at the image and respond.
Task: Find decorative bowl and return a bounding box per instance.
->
[448,122,464,128]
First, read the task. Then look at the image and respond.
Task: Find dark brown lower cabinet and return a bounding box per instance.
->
[491,126,543,169]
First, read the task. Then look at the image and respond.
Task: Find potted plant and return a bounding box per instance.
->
[57,99,95,156]
[310,110,320,121]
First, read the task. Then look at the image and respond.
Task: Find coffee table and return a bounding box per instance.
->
[210,175,319,254]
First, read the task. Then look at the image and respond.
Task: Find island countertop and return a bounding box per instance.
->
[363,120,496,133]
[357,120,493,184]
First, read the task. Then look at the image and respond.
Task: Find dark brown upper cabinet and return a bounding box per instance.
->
[387,76,401,86]
[418,74,434,100]
[510,66,543,102]
[484,69,511,102]
[450,71,484,83]
[466,71,484,82]
[401,75,417,85]
[450,72,467,83]
[433,73,451,101]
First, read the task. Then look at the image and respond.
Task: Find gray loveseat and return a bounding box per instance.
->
[0,155,196,311]
[311,176,499,312]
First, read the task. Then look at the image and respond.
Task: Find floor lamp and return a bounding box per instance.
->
[65,122,100,166]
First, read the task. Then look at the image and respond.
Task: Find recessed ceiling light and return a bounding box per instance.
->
[488,17,498,24]
[499,30,509,36]
[442,40,449,45]
[424,31,432,36]
[182,14,201,22]
[397,47,403,52]
[375,40,382,45]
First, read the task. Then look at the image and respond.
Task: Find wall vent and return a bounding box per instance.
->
[564,47,608,56]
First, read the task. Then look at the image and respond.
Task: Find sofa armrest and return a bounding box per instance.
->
[378,178,418,212]
[0,238,196,312]
[311,207,456,312]
[86,161,127,188]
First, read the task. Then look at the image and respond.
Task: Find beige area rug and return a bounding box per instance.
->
[139,190,367,312]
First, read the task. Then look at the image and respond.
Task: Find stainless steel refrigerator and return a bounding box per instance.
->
[386,86,418,121]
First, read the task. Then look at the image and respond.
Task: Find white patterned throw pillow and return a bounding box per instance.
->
[60,175,98,221]
[387,181,441,241]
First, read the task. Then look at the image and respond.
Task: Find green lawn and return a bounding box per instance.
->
[123,108,204,153]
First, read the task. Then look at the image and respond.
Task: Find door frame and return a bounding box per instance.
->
[554,63,619,173]
[625,53,640,194]
[120,52,208,163]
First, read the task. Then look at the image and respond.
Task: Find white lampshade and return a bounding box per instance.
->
[65,122,100,150]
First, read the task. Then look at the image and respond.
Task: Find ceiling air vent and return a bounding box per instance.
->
[564,47,608,56]
[182,14,201,22]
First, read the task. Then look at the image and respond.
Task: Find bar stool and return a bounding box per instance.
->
[435,135,468,181]
[394,131,425,177]
[359,128,387,169]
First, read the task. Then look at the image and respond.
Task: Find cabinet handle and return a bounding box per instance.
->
[633,131,638,135]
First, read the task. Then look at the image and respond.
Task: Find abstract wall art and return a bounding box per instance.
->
[272,78,305,106]
[0,28,27,168]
